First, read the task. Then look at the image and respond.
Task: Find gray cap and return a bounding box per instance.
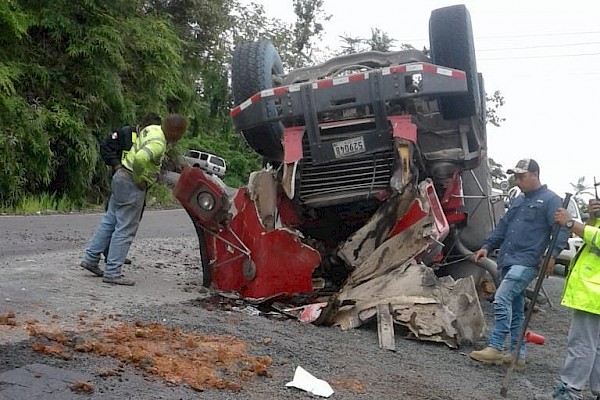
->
[507,158,540,174]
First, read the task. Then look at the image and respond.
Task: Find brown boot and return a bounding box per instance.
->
[468,347,504,365]
[502,354,526,371]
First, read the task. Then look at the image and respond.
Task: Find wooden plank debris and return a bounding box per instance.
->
[377,303,395,351]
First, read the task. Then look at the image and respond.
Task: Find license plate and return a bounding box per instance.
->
[332,136,366,158]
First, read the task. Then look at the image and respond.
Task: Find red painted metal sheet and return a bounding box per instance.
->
[211,189,321,299]
[389,115,417,142]
[283,126,305,164]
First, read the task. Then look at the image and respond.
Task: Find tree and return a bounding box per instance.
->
[366,28,395,52]
[337,28,395,55]
[569,176,594,214]
[289,0,331,68]
[0,0,217,207]
[486,90,505,127]
[488,158,507,189]
[337,34,364,55]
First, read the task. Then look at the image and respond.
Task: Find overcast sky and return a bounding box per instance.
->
[244,0,600,198]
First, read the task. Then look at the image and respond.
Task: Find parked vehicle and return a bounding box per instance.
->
[174,5,497,346]
[183,150,226,177]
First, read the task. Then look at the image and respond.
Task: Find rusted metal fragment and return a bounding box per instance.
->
[340,221,430,290]
[337,188,416,270]
[247,169,278,231]
[333,263,484,348]
[337,179,449,283]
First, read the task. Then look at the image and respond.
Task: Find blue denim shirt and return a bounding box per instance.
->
[482,185,569,269]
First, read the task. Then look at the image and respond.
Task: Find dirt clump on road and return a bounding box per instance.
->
[24,315,272,392]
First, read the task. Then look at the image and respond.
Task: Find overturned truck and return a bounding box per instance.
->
[175,5,502,348]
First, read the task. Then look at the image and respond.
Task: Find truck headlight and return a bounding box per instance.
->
[197,191,215,211]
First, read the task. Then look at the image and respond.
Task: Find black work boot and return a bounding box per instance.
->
[80,261,103,277]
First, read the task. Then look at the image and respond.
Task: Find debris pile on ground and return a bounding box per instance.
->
[70,380,94,393]
[24,317,272,392]
[0,311,16,326]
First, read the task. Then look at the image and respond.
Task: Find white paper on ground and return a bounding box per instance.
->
[285,365,334,398]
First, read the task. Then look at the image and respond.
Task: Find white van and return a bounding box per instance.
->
[184,150,227,177]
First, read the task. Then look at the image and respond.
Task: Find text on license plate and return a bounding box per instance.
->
[332,136,366,158]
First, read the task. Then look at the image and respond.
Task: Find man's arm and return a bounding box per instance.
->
[99,132,121,170]
[131,138,166,189]
[556,199,600,241]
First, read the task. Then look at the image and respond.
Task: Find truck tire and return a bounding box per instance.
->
[185,210,212,287]
[232,40,285,161]
[429,5,481,120]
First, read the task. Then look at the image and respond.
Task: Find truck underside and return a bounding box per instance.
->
[175,5,502,348]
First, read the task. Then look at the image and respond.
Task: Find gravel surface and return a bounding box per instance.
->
[0,210,587,399]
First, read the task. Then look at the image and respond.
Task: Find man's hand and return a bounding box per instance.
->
[135,181,147,191]
[474,248,488,262]
[543,257,556,278]
[554,207,571,226]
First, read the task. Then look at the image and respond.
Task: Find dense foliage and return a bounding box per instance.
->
[0,0,504,209]
[1,1,178,205]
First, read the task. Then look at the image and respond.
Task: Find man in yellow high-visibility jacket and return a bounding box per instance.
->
[536,198,600,400]
[80,114,187,286]
[99,113,162,264]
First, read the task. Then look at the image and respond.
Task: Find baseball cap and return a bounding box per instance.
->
[507,158,540,174]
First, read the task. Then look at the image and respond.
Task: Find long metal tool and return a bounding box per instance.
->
[500,193,572,397]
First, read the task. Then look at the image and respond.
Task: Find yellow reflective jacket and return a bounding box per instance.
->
[122,125,166,187]
[121,130,137,162]
[561,220,600,315]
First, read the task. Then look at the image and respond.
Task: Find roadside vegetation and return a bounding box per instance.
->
[0,0,505,214]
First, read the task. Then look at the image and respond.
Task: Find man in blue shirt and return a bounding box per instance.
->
[468,158,568,369]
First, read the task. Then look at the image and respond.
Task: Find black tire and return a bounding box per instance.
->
[185,210,212,287]
[429,5,481,120]
[232,40,285,161]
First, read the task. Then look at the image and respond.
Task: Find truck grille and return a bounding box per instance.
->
[299,140,395,207]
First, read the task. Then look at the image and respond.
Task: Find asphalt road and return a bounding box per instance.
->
[0,209,196,257]
[0,209,584,400]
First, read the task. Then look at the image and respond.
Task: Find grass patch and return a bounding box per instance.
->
[1,193,84,215]
[1,182,180,215]
[146,183,179,208]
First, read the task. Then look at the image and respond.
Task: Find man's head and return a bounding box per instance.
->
[507,158,541,193]
[140,113,162,129]
[162,114,187,144]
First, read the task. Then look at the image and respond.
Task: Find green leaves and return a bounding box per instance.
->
[0,0,30,41]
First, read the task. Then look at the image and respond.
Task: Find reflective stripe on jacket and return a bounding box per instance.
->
[122,125,166,186]
[561,221,600,315]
